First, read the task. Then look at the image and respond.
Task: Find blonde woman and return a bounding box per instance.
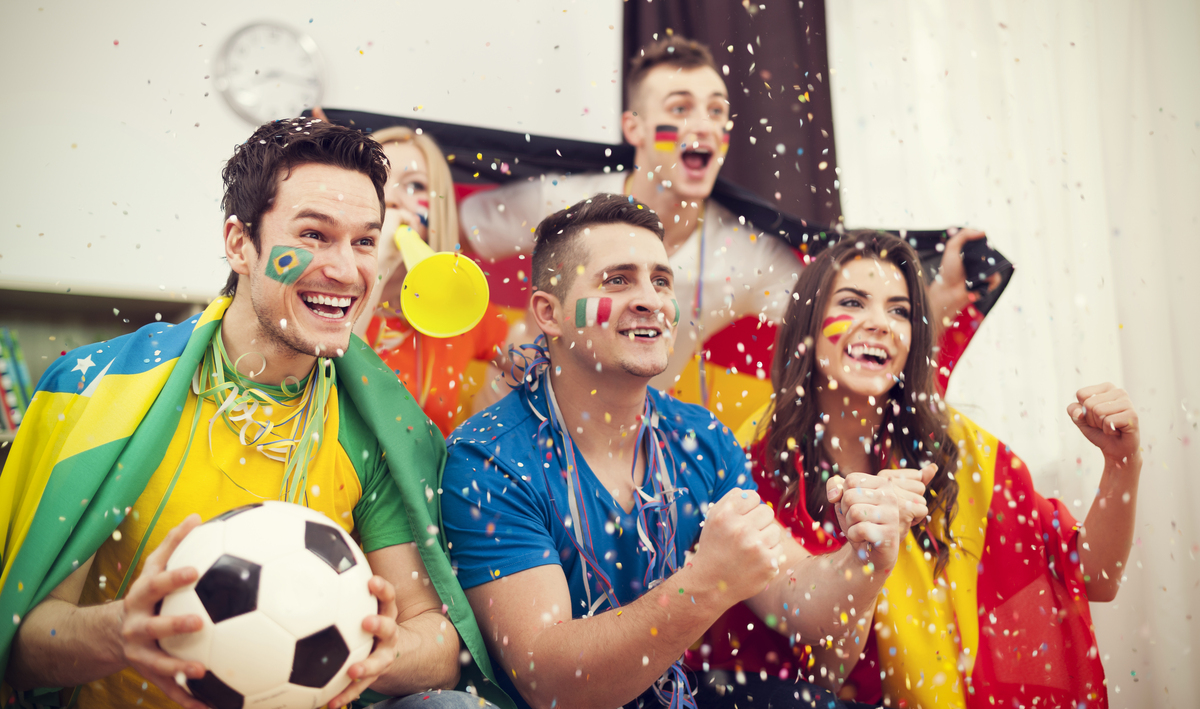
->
[351,125,508,436]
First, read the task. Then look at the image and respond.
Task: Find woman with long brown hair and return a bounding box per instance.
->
[691,231,1141,709]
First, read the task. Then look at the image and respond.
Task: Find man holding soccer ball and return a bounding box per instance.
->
[0,119,506,709]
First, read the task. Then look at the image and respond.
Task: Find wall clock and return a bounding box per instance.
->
[214,22,325,125]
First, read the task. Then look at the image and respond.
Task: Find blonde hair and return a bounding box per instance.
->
[370,126,460,254]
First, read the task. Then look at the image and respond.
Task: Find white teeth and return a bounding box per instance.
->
[303,294,352,308]
[848,343,888,361]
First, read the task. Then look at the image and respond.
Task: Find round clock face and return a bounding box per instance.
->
[214,22,325,125]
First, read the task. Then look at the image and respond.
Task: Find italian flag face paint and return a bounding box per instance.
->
[575,297,613,328]
[822,314,854,344]
[654,125,678,153]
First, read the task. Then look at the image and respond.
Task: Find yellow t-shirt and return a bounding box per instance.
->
[76,382,409,708]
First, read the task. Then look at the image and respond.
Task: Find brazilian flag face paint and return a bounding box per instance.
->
[266,245,313,285]
[671,298,680,326]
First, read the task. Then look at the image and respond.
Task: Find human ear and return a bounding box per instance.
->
[530,290,564,339]
[224,216,253,277]
[622,110,645,149]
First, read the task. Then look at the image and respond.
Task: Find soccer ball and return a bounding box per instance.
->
[158,501,377,709]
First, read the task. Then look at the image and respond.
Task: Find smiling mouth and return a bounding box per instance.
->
[301,292,356,320]
[618,326,663,341]
[681,148,712,171]
[846,342,891,369]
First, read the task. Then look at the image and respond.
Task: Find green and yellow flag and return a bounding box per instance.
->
[0,297,511,708]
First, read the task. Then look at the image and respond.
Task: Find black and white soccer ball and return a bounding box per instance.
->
[158,501,377,709]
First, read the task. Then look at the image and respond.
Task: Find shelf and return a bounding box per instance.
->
[0,287,208,393]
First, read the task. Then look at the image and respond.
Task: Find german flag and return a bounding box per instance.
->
[654,125,678,153]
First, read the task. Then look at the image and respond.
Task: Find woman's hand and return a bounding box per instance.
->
[1068,383,1140,468]
[826,473,905,571]
[876,463,936,528]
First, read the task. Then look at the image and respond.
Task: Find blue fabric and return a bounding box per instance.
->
[442,383,753,709]
[443,379,752,595]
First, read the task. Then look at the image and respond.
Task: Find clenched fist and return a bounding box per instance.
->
[691,488,784,602]
[826,473,905,571]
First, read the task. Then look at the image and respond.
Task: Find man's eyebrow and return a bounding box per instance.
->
[598,262,637,274]
[652,263,673,276]
[292,209,382,232]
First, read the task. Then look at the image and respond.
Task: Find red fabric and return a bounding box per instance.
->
[936,303,986,395]
[691,437,1108,708]
[366,303,508,437]
[968,446,1107,707]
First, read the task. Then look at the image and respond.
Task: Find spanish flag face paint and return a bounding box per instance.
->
[266,245,313,285]
[654,125,678,153]
[821,314,854,344]
[575,297,613,328]
[719,132,730,156]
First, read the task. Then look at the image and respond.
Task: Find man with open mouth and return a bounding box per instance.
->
[1,118,511,709]
[441,194,909,709]
[462,35,983,412]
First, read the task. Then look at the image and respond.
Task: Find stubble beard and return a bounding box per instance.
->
[250,284,347,362]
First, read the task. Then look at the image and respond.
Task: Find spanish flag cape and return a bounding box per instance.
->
[693,406,1106,709]
[0,297,514,709]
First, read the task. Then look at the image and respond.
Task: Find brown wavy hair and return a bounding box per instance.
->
[763,231,959,573]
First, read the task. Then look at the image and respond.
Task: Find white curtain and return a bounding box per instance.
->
[826,0,1200,704]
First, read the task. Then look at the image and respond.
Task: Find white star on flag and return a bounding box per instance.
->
[72,355,96,376]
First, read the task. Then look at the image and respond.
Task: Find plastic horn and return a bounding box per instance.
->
[394,225,490,338]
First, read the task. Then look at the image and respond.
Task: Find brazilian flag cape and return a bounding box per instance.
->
[0,297,514,709]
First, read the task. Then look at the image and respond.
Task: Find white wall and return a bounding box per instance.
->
[0,0,623,300]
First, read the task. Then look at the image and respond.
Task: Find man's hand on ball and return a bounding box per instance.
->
[120,513,208,709]
[326,575,401,708]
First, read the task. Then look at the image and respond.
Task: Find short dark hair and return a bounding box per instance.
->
[626,35,719,107]
[531,193,665,301]
[219,117,389,296]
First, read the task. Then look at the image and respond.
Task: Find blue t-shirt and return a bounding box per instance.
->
[442,382,753,610]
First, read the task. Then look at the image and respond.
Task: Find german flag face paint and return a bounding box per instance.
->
[575,297,613,328]
[266,245,313,285]
[821,314,854,344]
[654,125,678,153]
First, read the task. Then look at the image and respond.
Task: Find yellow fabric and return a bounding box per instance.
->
[671,355,774,434]
[734,401,772,447]
[76,386,364,708]
[0,301,230,598]
[872,412,996,709]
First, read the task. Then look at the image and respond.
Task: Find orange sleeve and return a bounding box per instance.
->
[471,304,509,361]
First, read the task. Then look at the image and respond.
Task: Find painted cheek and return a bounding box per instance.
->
[821,314,854,345]
[719,133,730,156]
[654,124,679,152]
[265,245,314,285]
[575,297,613,328]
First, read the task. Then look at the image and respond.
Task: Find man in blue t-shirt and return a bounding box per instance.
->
[442,194,914,709]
